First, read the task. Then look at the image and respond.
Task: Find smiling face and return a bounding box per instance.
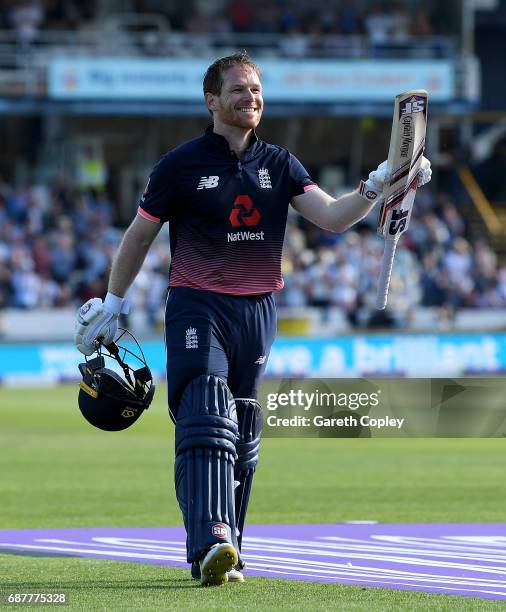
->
[205,65,264,132]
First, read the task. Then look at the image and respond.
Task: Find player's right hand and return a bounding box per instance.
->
[74,296,120,356]
[359,156,432,205]
[368,156,432,190]
[367,160,389,191]
[358,160,387,204]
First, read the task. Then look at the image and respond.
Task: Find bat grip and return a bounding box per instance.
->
[376,239,398,310]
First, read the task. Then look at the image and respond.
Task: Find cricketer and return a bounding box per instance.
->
[74,51,432,586]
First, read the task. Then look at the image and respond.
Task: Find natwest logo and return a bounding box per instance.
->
[229,194,261,227]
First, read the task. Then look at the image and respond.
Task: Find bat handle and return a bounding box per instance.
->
[376,239,398,310]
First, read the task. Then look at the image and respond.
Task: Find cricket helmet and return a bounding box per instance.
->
[78,330,155,431]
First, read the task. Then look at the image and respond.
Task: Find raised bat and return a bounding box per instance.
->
[376,89,428,310]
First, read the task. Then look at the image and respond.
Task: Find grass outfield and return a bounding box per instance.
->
[1,385,506,610]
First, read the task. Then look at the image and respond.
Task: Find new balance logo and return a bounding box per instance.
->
[258,168,271,189]
[254,355,267,365]
[185,327,198,349]
[197,176,219,190]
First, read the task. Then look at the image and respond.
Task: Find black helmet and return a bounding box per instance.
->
[78,330,155,431]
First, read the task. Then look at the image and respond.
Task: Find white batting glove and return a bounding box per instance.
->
[358,156,432,203]
[417,156,432,187]
[74,293,128,356]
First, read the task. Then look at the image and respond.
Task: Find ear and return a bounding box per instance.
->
[205,92,217,114]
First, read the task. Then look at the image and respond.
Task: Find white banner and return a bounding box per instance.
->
[48,58,455,102]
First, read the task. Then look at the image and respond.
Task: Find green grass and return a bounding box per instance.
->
[1,385,505,610]
[2,555,505,612]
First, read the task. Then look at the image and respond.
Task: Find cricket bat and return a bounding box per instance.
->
[376,90,428,310]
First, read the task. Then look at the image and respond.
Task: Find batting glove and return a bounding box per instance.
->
[358,156,432,204]
[417,156,432,187]
[74,293,128,356]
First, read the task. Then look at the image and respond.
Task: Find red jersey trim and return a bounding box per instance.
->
[303,184,318,192]
[138,207,161,223]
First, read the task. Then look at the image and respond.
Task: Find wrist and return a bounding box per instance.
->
[358,178,382,204]
[104,292,127,315]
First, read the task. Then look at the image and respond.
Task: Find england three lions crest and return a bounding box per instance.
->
[258,168,272,189]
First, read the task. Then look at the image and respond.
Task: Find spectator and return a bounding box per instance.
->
[411,10,434,36]
[441,201,465,240]
[31,235,52,275]
[390,3,411,43]
[251,0,280,33]
[8,0,44,47]
[228,0,253,33]
[420,251,449,306]
[336,1,360,35]
[363,2,393,47]
[49,232,77,284]
[443,238,472,286]
[76,145,108,193]
[279,25,308,58]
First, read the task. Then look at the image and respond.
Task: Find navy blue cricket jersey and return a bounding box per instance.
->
[138,126,317,295]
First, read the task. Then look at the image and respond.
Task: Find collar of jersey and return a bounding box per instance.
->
[204,125,261,162]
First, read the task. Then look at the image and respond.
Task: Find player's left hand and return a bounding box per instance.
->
[417,156,432,187]
[74,293,128,356]
[74,297,119,356]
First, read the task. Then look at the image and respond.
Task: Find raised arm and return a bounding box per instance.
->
[291,157,432,233]
[291,186,376,233]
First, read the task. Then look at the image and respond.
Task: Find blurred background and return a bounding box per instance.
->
[0,0,505,382]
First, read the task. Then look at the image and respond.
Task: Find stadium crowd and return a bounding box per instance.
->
[0,172,504,327]
[0,0,437,49]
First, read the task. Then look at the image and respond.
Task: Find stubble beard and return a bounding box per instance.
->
[217,100,262,131]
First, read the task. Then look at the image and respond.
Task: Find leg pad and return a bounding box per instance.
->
[234,399,263,552]
[175,375,239,562]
